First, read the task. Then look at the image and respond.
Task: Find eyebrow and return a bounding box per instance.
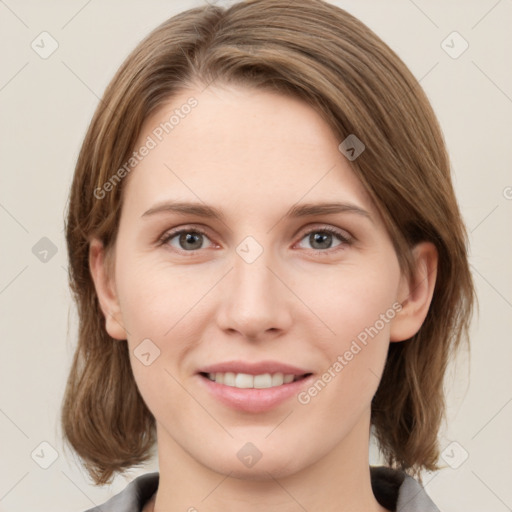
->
[141,200,372,223]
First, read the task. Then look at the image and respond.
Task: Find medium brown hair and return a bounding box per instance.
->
[61,0,475,485]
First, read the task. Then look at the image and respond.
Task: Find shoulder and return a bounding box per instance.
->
[370,466,440,512]
[81,472,159,512]
[81,468,440,512]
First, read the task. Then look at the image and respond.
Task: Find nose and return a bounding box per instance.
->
[215,238,294,341]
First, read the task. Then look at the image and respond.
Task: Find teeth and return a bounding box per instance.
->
[254,374,272,388]
[235,373,253,388]
[206,372,301,389]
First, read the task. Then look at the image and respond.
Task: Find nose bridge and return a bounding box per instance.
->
[217,233,290,337]
[233,233,277,304]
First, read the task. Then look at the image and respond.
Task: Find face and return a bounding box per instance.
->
[96,83,410,479]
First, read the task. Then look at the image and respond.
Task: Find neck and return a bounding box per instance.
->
[150,411,389,512]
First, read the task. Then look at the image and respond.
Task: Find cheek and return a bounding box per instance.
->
[297,259,399,403]
[303,258,400,346]
[114,253,222,404]
[116,252,205,339]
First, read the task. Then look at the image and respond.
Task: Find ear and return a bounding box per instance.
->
[390,241,438,342]
[88,238,127,340]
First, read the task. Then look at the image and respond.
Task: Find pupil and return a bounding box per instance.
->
[311,232,331,249]
[181,232,202,250]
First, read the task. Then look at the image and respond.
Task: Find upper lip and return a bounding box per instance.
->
[198,360,312,376]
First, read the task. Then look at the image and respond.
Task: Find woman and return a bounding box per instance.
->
[61,1,474,510]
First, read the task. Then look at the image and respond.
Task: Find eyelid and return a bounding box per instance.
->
[298,223,353,241]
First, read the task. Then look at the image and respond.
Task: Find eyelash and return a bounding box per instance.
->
[157,225,353,256]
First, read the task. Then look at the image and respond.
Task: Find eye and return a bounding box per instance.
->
[159,227,213,252]
[158,225,353,255]
[296,226,352,253]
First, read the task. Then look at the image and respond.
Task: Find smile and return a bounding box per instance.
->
[201,372,310,389]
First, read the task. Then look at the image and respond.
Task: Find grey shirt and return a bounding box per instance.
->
[83,466,440,512]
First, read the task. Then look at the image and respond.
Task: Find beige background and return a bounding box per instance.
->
[1,0,511,511]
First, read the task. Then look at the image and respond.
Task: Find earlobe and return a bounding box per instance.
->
[88,238,127,340]
[390,242,438,342]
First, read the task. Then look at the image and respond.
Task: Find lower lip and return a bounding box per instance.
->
[197,373,314,413]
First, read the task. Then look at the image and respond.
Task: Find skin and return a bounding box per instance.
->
[90,83,438,512]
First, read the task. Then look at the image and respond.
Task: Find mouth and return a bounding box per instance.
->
[196,360,314,412]
[196,362,315,413]
[199,371,312,389]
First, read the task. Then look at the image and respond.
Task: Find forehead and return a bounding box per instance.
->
[122,83,375,219]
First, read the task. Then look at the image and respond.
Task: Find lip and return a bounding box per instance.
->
[197,360,311,376]
[196,361,314,413]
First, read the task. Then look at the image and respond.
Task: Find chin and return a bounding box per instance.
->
[202,447,305,481]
